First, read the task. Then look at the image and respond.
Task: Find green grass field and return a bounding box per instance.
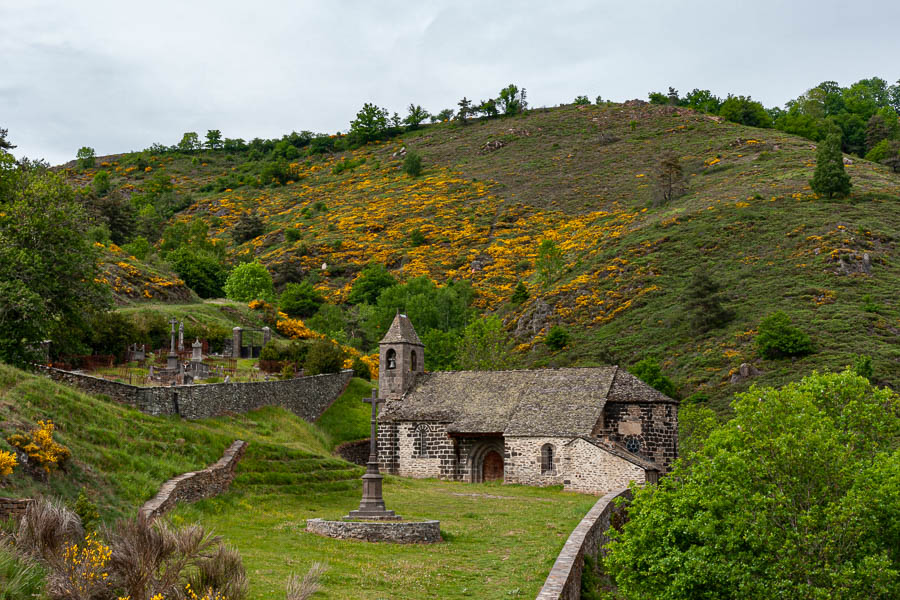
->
[173,478,595,599]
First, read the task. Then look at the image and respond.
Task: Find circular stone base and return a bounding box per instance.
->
[306,518,441,544]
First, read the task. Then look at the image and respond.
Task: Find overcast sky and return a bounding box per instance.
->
[2,0,898,165]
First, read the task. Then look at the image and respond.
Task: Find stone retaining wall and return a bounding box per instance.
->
[140,440,247,520]
[306,518,442,544]
[0,497,33,522]
[536,488,632,600]
[333,439,371,466]
[44,367,352,421]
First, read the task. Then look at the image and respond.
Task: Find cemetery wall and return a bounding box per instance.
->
[0,497,33,522]
[43,367,352,421]
[536,488,632,600]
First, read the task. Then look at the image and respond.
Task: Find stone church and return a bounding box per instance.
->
[376,314,678,494]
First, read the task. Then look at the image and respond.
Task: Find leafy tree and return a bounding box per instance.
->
[535,239,564,287]
[204,129,223,150]
[306,303,348,339]
[279,281,324,318]
[718,95,772,127]
[810,131,852,198]
[853,354,874,380]
[866,114,893,151]
[477,98,498,118]
[573,95,590,106]
[92,190,137,245]
[223,261,274,302]
[545,325,569,350]
[0,127,15,150]
[304,339,345,375]
[421,328,461,371]
[347,263,396,305]
[177,132,200,153]
[76,146,96,169]
[232,211,266,243]
[223,137,247,152]
[160,219,221,257]
[497,84,527,115]
[683,269,732,332]
[666,86,680,105]
[167,248,228,298]
[630,357,677,397]
[756,311,814,359]
[403,104,430,129]
[431,108,455,123]
[457,97,473,125]
[456,315,516,371]
[595,95,603,105]
[403,150,423,177]
[92,169,111,196]
[0,163,109,365]
[682,88,722,113]
[373,276,474,337]
[653,152,686,206]
[349,103,390,143]
[648,91,668,105]
[606,369,900,600]
[122,236,151,261]
[510,281,529,305]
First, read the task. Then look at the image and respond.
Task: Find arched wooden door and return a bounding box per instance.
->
[482,450,504,482]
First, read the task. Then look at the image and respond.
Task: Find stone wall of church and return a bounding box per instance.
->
[602,402,677,471]
[562,438,646,494]
[504,436,568,487]
[378,421,455,479]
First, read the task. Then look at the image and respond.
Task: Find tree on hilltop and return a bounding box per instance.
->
[498,84,527,115]
[76,146,96,169]
[349,103,390,144]
[205,129,223,150]
[178,132,200,153]
[404,104,430,129]
[457,97,473,125]
[0,128,15,150]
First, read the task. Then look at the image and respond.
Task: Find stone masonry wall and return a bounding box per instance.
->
[306,518,441,544]
[140,440,247,520]
[504,436,567,487]
[44,367,352,422]
[393,422,454,479]
[536,488,632,600]
[563,438,646,494]
[603,402,677,471]
[334,439,371,466]
[0,497,33,522]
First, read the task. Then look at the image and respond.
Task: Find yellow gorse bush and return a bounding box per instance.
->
[60,533,112,595]
[118,586,227,600]
[6,419,71,475]
[0,449,16,476]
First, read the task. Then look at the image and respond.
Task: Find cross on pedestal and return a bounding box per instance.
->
[345,389,401,520]
[167,318,179,371]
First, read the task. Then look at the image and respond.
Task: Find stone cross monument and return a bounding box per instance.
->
[178,321,185,351]
[167,318,179,370]
[345,389,400,520]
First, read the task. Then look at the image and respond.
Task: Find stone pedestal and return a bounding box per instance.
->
[345,465,401,520]
[232,327,243,359]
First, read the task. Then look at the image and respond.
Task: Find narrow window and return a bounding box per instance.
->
[417,424,428,457]
[386,348,396,370]
[541,444,554,475]
[410,350,418,372]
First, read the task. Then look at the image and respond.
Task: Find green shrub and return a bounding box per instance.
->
[284,228,302,243]
[223,261,274,302]
[167,248,228,298]
[630,357,677,398]
[853,354,873,380]
[73,490,100,532]
[402,151,423,177]
[510,281,529,305]
[755,311,814,359]
[279,282,324,318]
[409,228,426,247]
[347,263,396,305]
[683,269,733,332]
[545,325,569,351]
[573,95,590,106]
[810,132,851,199]
[862,294,883,313]
[76,146,95,169]
[232,212,266,243]
[92,170,110,195]
[351,356,371,380]
[122,236,151,260]
[304,339,345,375]
[332,157,365,175]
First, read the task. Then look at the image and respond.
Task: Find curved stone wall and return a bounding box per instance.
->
[44,367,352,421]
[536,488,632,600]
[334,439,371,466]
[140,440,247,520]
[306,518,442,544]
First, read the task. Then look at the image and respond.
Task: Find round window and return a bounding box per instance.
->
[625,436,641,454]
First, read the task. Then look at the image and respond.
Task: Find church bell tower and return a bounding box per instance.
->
[379,313,424,398]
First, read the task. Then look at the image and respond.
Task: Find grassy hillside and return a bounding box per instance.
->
[71,103,900,410]
[0,363,360,519]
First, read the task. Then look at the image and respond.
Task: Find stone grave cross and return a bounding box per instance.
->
[167,318,179,370]
[345,389,400,520]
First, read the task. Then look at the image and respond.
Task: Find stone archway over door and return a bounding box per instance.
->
[482,451,504,481]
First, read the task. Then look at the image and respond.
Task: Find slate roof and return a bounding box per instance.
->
[379,313,423,346]
[379,366,675,436]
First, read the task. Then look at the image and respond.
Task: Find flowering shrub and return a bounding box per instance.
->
[0,449,16,476]
[6,420,71,476]
[51,533,112,598]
